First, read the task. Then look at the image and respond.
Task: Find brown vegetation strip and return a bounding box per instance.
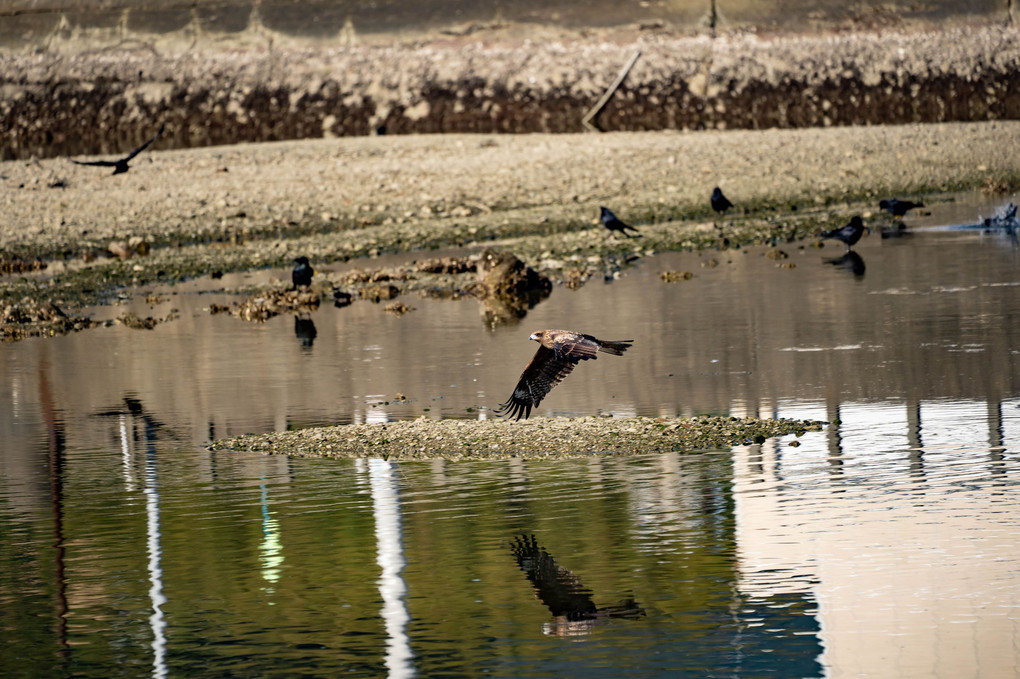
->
[5,25,1020,160]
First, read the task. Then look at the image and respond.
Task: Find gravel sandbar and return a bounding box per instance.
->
[208,415,825,460]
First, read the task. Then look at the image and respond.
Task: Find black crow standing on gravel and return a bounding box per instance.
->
[292,256,315,288]
[599,207,640,237]
[711,187,734,215]
[879,198,924,218]
[821,216,867,250]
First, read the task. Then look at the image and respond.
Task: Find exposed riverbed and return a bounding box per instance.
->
[3,121,1020,342]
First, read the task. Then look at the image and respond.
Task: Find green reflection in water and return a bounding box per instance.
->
[0,435,823,677]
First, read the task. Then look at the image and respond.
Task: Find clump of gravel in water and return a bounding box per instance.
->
[209,415,825,460]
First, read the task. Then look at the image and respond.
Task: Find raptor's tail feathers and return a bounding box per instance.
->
[598,340,634,356]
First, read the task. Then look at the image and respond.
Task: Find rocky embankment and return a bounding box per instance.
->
[3,24,1020,160]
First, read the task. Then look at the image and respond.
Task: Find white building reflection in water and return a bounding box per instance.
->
[368,458,414,678]
[144,450,168,679]
[119,406,169,679]
[734,397,1020,678]
[260,481,285,591]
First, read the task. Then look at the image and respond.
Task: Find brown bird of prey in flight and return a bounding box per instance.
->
[70,124,165,175]
[495,330,633,421]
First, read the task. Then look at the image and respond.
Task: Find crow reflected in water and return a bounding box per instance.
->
[92,395,181,445]
[880,221,912,239]
[879,198,924,218]
[292,256,314,288]
[711,186,733,215]
[333,288,353,307]
[509,534,644,636]
[820,216,866,250]
[825,250,866,277]
[294,316,317,349]
[599,206,640,237]
[94,396,165,429]
[70,124,165,175]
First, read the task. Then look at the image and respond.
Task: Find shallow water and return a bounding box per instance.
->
[2,193,1020,677]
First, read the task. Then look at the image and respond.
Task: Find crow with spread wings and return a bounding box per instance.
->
[495,330,633,421]
[70,124,165,175]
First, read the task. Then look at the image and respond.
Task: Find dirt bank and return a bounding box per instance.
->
[3,24,1020,160]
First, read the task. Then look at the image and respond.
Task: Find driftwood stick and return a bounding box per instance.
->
[581,49,642,132]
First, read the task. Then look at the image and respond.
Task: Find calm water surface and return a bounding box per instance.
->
[2,193,1019,677]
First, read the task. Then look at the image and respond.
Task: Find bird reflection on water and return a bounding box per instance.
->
[880,222,912,239]
[294,316,317,349]
[94,395,171,438]
[509,534,644,636]
[824,250,866,277]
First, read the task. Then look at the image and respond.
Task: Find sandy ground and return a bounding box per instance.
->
[4,120,1018,254]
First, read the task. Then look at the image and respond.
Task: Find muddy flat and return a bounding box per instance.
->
[4,121,1018,260]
